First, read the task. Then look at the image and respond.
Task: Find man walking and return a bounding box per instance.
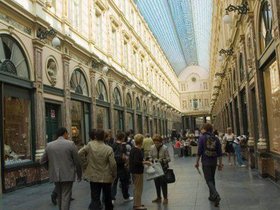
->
[41,127,82,210]
[195,123,222,207]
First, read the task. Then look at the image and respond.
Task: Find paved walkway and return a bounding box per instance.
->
[2,147,280,210]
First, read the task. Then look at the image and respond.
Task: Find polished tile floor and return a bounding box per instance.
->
[2,147,280,210]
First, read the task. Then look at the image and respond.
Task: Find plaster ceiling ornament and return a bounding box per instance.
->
[46,58,57,86]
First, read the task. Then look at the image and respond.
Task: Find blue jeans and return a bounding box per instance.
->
[233,143,244,165]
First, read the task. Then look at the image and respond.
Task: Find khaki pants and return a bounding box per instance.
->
[132,173,143,207]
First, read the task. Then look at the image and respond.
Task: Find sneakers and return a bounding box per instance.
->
[112,200,115,205]
[124,196,134,202]
[162,199,168,204]
[152,198,162,203]
[240,164,246,167]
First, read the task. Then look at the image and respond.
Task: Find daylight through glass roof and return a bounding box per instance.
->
[135,0,213,74]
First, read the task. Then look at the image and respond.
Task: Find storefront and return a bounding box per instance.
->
[96,79,110,130]
[113,87,124,133]
[70,69,91,149]
[126,93,134,131]
[0,34,35,192]
[136,97,142,134]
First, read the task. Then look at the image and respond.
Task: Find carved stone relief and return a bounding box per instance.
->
[46,58,58,86]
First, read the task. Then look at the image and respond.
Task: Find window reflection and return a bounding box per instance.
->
[264,61,280,153]
[4,96,31,165]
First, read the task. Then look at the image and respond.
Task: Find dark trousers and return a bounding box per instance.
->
[154,176,168,199]
[112,169,130,200]
[202,165,219,199]
[54,181,73,210]
[89,182,113,210]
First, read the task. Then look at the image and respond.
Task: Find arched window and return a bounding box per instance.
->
[0,35,29,79]
[143,101,147,114]
[70,69,89,96]
[260,0,273,52]
[96,80,108,101]
[113,87,122,105]
[136,97,141,111]
[126,93,132,108]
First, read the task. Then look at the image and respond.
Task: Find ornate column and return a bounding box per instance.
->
[62,54,71,133]
[108,77,115,135]
[33,39,46,160]
[89,68,96,129]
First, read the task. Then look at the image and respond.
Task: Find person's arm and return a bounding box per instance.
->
[71,142,82,181]
[78,145,88,171]
[195,137,203,168]
[40,147,48,169]
[163,146,171,163]
[108,149,117,179]
[216,138,223,170]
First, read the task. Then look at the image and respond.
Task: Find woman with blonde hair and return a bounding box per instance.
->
[223,127,236,165]
[149,134,171,205]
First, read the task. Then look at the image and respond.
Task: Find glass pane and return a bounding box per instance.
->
[264,61,280,154]
[4,95,31,165]
[71,100,85,150]
[96,106,109,130]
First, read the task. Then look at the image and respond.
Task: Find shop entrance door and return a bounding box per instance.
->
[45,103,60,142]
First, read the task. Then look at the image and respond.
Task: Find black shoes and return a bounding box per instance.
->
[214,196,221,207]
[208,195,220,207]
[51,193,57,205]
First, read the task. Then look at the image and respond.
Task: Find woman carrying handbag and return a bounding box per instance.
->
[149,134,171,205]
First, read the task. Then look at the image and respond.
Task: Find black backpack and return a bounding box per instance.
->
[112,143,126,166]
[204,134,218,157]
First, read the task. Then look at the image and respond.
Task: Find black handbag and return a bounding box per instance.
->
[165,168,176,184]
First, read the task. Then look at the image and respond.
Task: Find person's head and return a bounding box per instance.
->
[201,123,213,133]
[89,129,96,140]
[134,134,144,147]
[227,127,232,134]
[213,130,219,136]
[152,134,163,148]
[95,129,105,141]
[145,133,150,138]
[107,129,112,138]
[116,131,125,141]
[56,127,68,139]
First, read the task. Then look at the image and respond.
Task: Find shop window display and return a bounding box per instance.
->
[96,106,109,129]
[4,96,31,165]
[264,60,280,154]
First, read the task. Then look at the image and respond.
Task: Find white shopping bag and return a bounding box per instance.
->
[146,162,164,181]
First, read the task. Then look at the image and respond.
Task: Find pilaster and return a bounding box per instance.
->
[89,68,97,129]
[62,54,71,133]
[108,78,115,135]
[33,39,46,160]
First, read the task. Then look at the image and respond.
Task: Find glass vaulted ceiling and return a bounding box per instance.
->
[134,0,213,74]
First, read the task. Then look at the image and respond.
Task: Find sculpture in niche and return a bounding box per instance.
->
[46,58,57,86]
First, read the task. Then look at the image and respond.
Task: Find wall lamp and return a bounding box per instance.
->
[223,2,249,24]
[37,27,56,39]
[37,27,60,47]
[219,48,233,56]
[214,72,225,78]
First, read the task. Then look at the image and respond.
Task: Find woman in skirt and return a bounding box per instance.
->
[223,127,236,165]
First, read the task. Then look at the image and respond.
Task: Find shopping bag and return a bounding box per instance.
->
[146,162,164,181]
[165,168,176,184]
[146,165,156,174]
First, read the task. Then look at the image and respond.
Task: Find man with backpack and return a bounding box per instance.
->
[195,123,223,207]
[111,131,133,204]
